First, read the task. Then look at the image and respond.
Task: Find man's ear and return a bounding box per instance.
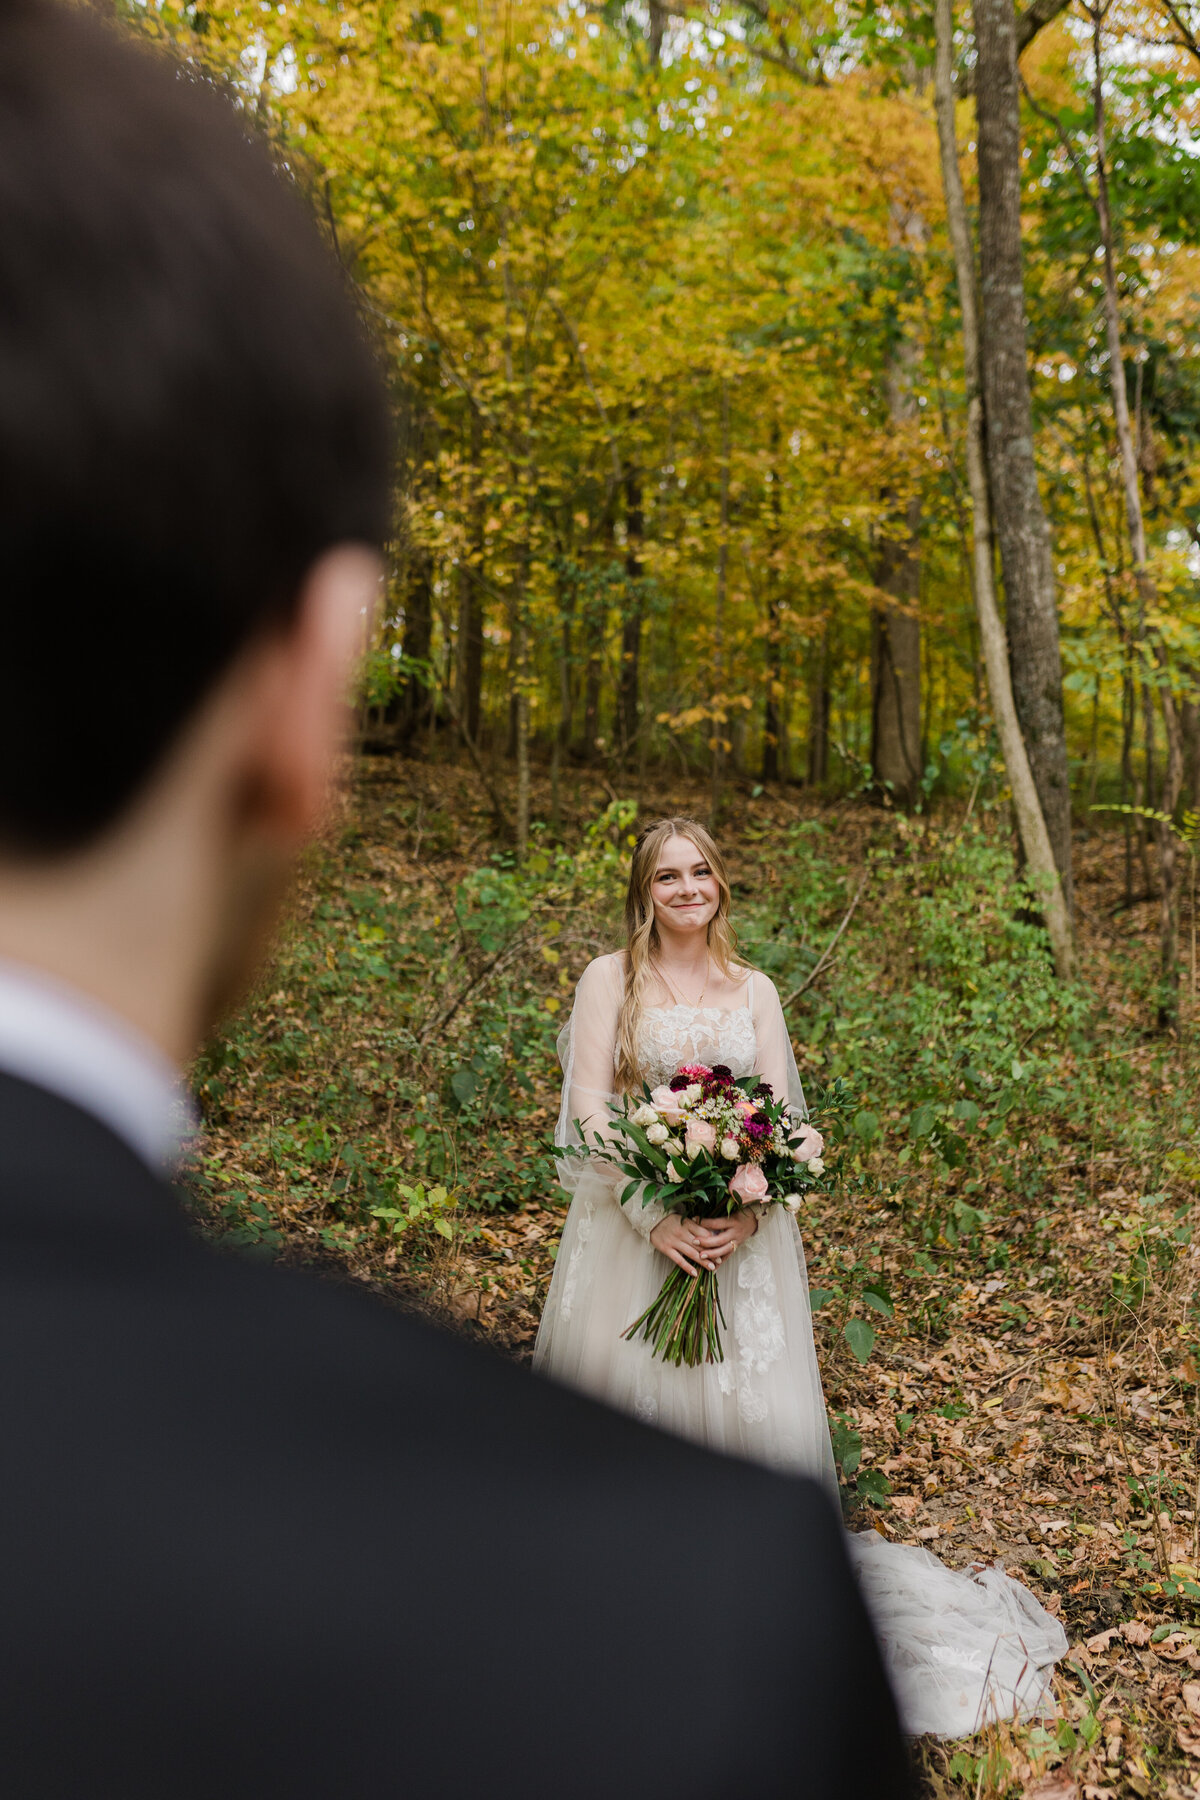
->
[250,544,384,843]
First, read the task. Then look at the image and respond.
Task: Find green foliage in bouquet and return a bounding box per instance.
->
[567,1060,840,1367]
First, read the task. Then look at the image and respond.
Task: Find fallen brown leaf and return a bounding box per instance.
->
[1023,1777,1077,1800]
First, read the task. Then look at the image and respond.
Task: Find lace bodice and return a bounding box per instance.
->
[636,1003,758,1089]
[554,956,805,1197]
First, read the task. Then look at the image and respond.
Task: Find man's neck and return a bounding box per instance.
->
[0,956,194,1168]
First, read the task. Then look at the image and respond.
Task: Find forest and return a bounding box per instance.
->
[125,0,1200,1788]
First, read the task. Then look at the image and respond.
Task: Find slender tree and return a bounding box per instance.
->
[974,0,1074,915]
[934,0,1074,977]
[1088,3,1184,1021]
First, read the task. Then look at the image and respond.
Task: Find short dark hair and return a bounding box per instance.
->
[0,1,392,854]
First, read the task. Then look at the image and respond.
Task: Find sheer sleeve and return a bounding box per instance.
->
[553,955,664,1241]
[749,971,808,1118]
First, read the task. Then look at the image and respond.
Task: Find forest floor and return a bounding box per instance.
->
[186,750,1200,1800]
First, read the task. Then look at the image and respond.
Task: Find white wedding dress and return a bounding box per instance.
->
[533,954,1067,1739]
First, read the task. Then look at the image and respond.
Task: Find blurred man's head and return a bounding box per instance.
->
[0,1,391,1054]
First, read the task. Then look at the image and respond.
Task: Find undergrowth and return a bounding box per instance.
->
[186,756,1200,1798]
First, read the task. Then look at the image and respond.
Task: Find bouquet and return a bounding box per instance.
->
[572,1061,827,1368]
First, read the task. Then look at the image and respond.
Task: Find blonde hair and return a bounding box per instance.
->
[613,817,743,1093]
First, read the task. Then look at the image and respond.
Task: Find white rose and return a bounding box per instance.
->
[630,1102,659,1127]
[666,1161,685,1183]
[807,1156,825,1176]
[646,1122,669,1145]
[782,1193,803,1213]
[684,1084,702,1103]
[666,1137,684,1156]
[719,1136,740,1161]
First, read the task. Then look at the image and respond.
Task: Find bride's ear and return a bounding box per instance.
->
[238,546,384,845]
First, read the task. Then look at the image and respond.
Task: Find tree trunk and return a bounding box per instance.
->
[871,273,923,809]
[505,600,518,760]
[1122,663,1135,904]
[581,606,602,763]
[935,0,1074,975]
[399,549,434,747]
[550,556,574,829]
[1182,697,1200,812]
[710,379,730,828]
[871,494,923,806]
[807,621,830,786]
[455,408,485,746]
[763,436,784,784]
[648,0,665,65]
[974,0,1074,917]
[1091,6,1183,1023]
[619,466,644,771]
[513,537,532,858]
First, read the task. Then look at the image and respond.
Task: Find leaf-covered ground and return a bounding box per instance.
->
[186,754,1200,1800]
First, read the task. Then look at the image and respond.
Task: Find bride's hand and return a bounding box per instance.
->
[696,1209,758,1266]
[649,1215,722,1274]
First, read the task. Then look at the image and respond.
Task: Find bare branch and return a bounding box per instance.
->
[1016,0,1075,55]
[1018,72,1096,211]
[1155,0,1200,64]
[781,874,868,1009]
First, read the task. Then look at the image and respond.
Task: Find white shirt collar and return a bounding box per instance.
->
[0,958,196,1171]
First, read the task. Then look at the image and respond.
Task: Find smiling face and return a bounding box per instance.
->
[650,833,721,942]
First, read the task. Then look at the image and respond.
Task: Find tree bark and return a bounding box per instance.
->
[871,268,924,809]
[807,620,830,786]
[648,0,666,65]
[550,554,574,828]
[581,602,602,762]
[935,0,1074,976]
[619,465,644,771]
[1182,697,1200,813]
[1091,5,1183,1022]
[398,549,434,748]
[763,435,784,783]
[973,0,1074,917]
[455,408,485,746]
[513,535,532,858]
[710,378,730,828]
[871,495,923,806]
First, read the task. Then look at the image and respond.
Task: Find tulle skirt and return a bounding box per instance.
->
[533,1175,1067,1739]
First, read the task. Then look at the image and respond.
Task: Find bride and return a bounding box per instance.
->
[533,815,1067,1739]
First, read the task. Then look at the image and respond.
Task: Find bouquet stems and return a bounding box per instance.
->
[622,1264,729,1367]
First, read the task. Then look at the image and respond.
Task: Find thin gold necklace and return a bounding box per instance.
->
[656,952,711,1010]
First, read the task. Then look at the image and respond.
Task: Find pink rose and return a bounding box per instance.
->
[650,1084,685,1127]
[684,1118,717,1156]
[793,1123,825,1163]
[729,1162,769,1203]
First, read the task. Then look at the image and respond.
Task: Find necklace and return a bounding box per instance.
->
[654,952,711,1011]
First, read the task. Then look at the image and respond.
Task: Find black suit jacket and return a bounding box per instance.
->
[0,1071,912,1797]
